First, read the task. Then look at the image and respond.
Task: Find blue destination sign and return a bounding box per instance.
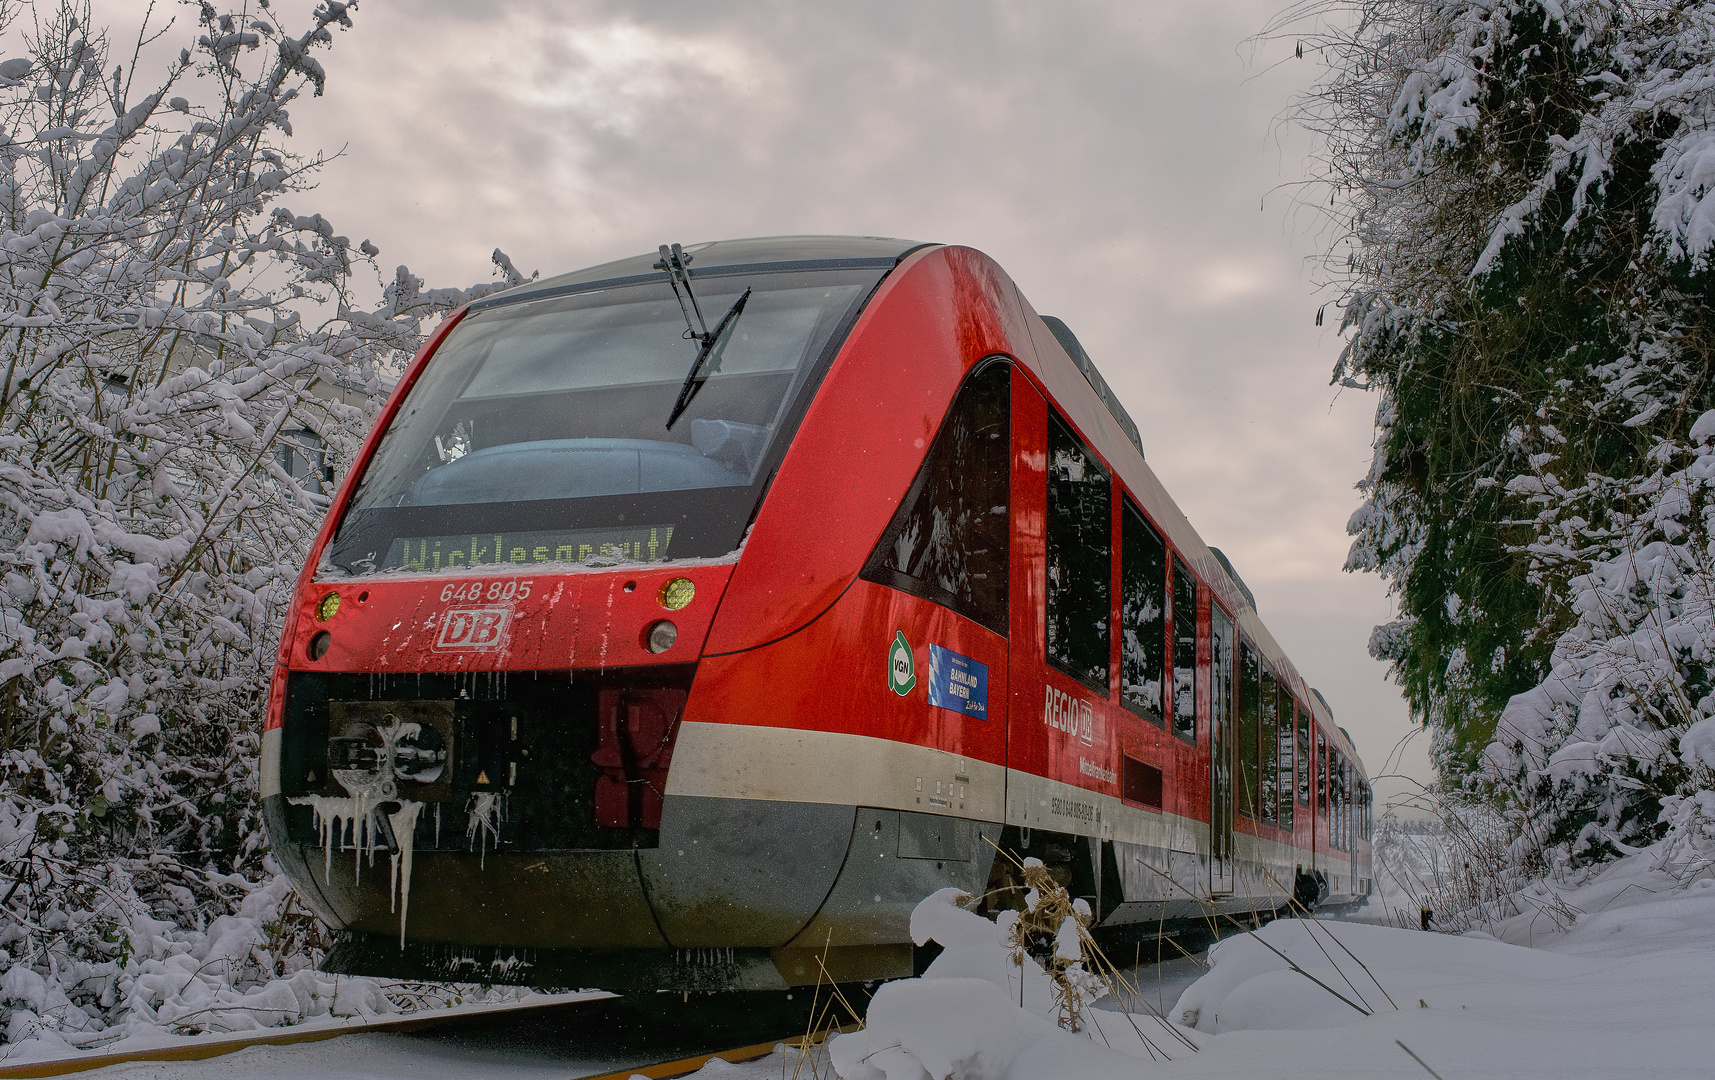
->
[927,644,989,718]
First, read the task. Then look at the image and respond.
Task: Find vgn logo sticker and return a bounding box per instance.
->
[887,630,917,696]
[436,606,509,650]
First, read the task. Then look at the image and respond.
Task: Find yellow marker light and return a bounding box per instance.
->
[316,592,341,621]
[659,578,695,610]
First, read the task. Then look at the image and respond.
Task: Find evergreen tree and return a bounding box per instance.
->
[1290,0,1715,792]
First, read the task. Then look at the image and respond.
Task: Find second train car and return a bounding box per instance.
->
[261,236,1373,990]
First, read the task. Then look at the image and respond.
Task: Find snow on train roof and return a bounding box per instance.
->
[470,235,932,311]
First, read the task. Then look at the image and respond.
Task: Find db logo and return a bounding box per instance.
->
[436,607,509,650]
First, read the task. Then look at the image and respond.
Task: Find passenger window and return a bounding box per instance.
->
[1343,759,1354,850]
[1171,556,1198,743]
[1238,640,1260,820]
[1277,688,1294,831]
[1295,703,1312,807]
[1120,501,1167,724]
[1121,754,1163,809]
[1319,733,1330,818]
[1259,665,1278,824]
[1332,755,1348,850]
[1046,412,1111,693]
[862,359,1010,634]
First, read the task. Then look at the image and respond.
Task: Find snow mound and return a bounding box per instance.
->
[829,891,1175,1080]
[1172,917,1578,1033]
[832,977,1140,1080]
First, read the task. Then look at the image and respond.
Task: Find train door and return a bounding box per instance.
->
[1313,729,1327,876]
[1209,606,1235,894]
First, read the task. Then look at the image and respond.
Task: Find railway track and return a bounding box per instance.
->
[0,989,862,1080]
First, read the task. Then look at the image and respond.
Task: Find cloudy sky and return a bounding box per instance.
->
[141,1,1438,808]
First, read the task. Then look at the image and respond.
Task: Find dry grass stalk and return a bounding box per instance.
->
[1133,858,1371,1017]
[784,932,866,1080]
[980,840,1197,1059]
[1261,867,1399,1011]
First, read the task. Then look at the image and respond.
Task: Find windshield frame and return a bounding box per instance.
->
[321,263,893,577]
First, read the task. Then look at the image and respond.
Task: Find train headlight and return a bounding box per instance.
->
[659,577,695,610]
[317,592,341,621]
[646,620,678,653]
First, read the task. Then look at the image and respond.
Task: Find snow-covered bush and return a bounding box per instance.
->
[0,0,526,1047]
[1487,411,1715,876]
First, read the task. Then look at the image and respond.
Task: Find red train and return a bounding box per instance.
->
[261,236,1372,990]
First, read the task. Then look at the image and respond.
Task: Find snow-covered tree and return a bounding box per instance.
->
[1286,0,1715,873]
[0,0,526,1043]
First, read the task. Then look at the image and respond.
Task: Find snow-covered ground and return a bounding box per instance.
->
[47,846,1712,1079]
[819,849,1712,1080]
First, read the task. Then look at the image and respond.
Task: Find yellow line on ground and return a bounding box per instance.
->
[0,1000,606,1078]
[572,1024,861,1080]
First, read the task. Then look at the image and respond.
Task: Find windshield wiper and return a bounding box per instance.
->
[657,242,751,430]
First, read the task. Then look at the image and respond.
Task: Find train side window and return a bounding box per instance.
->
[1295,703,1312,807]
[1119,500,1168,724]
[1333,755,1348,850]
[1045,411,1111,694]
[861,359,1010,635]
[1171,556,1198,744]
[1277,685,1294,831]
[1319,733,1330,819]
[1259,664,1278,824]
[1121,754,1163,809]
[1238,640,1260,820]
[1343,759,1353,850]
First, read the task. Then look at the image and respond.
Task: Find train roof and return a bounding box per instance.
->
[470,235,934,312]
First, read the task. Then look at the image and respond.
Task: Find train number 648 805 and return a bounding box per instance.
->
[439,578,532,603]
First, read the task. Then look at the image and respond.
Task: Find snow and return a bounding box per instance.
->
[814,852,1715,1080]
[1,850,1696,1078]
[387,801,424,950]
[1678,715,1715,770]
[466,792,503,868]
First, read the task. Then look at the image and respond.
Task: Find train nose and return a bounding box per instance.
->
[266,793,858,953]
[262,673,861,963]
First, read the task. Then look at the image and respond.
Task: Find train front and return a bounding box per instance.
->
[260,238,922,990]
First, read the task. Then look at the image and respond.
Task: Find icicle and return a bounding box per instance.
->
[388,800,423,950]
[434,801,442,849]
[290,793,376,885]
[467,791,502,869]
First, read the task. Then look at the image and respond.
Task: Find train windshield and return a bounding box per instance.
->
[326,267,883,575]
